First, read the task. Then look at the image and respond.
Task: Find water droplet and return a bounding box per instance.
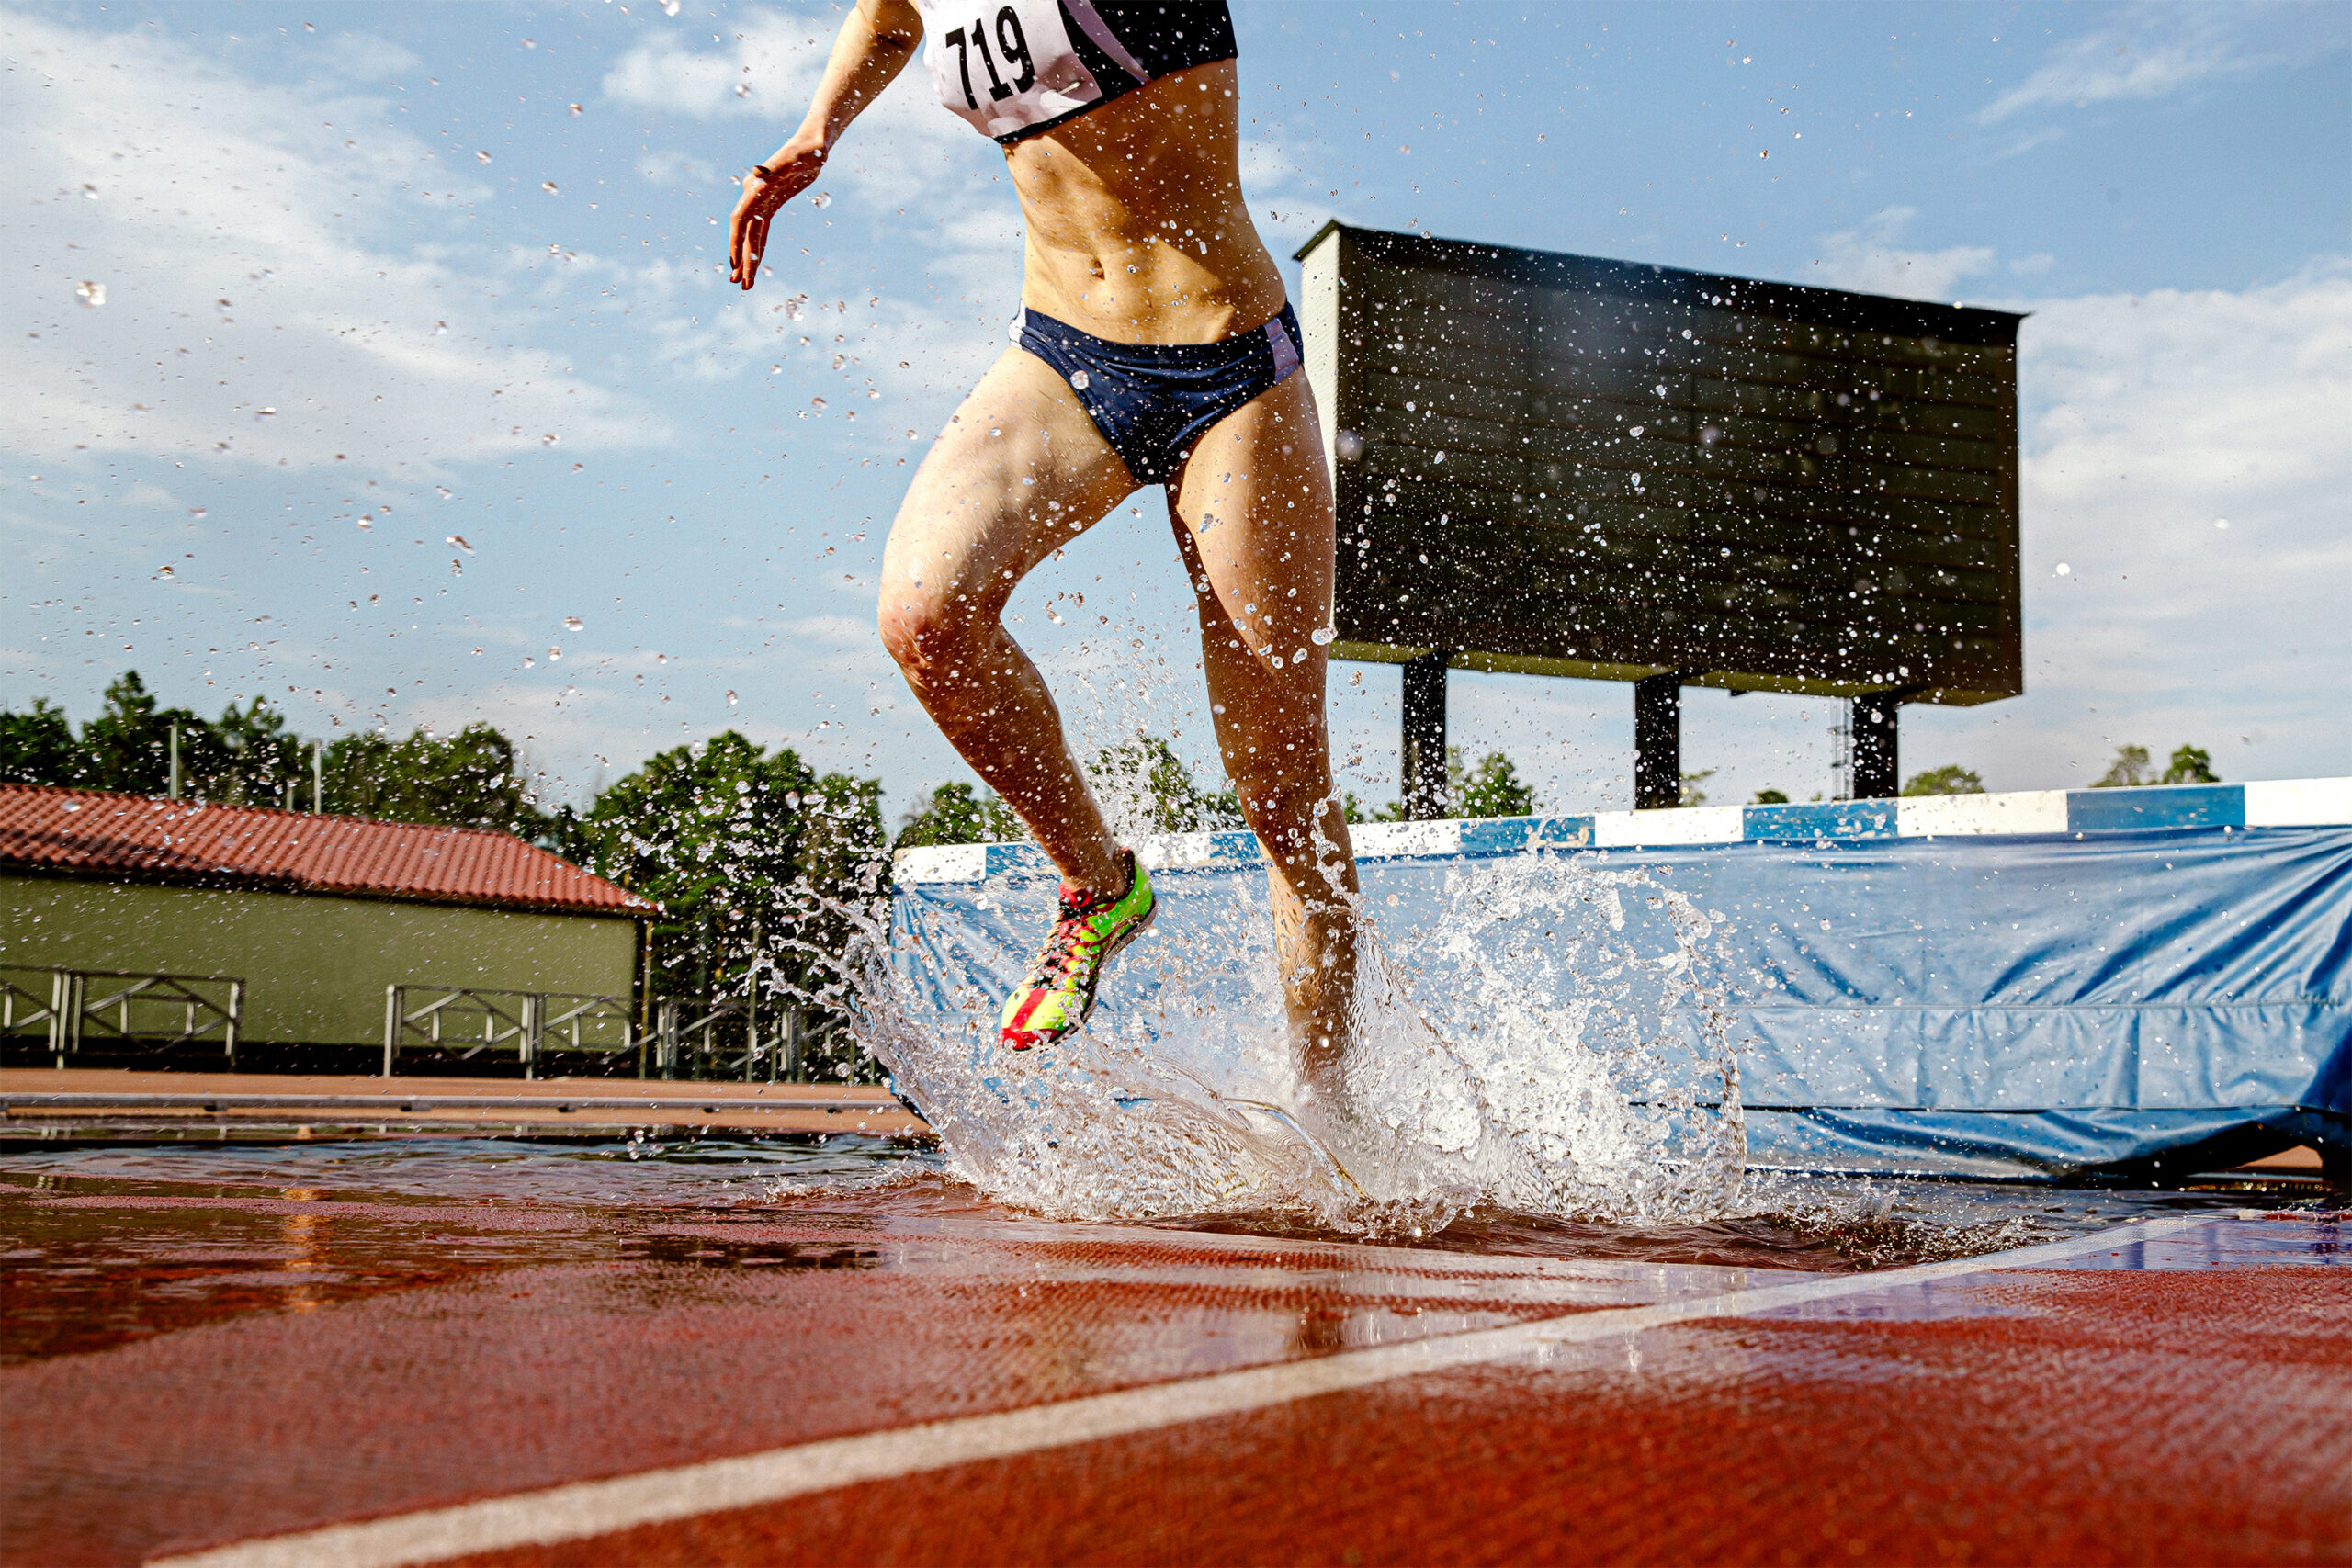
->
[447,535,472,553]
[726,689,740,704]
[156,565,175,578]
[661,0,680,14]
[436,486,453,499]
[2213,517,2230,530]
[189,507,207,518]
[1007,318,1023,341]
[734,82,752,97]
[476,150,492,164]
[2055,562,2071,576]
[1310,626,1336,646]
[1069,369,1091,390]
[569,103,583,116]
[809,190,831,209]
[541,181,558,194]
[1628,424,1645,437]
[81,183,99,199]
[541,433,560,446]
[810,397,827,411]
[548,646,562,661]
[433,320,448,334]
[1335,429,1364,462]
[563,615,583,631]
[256,407,277,418]
[75,280,105,308]
[786,298,806,321]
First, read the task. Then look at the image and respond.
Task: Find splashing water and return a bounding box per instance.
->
[788,820,1743,1238]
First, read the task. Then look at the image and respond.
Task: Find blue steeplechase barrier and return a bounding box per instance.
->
[893,779,2352,1180]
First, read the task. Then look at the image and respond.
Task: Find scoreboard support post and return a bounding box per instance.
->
[1850,694,1901,800]
[1633,673,1687,811]
[1401,650,1453,820]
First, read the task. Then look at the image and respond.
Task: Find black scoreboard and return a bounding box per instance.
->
[1296,222,2024,712]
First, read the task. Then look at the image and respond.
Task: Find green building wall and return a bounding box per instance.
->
[0,874,639,1047]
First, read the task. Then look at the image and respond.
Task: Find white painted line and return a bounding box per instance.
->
[892,844,986,885]
[2244,776,2352,828]
[149,1213,2225,1568]
[1593,806,1744,847]
[1898,790,2069,837]
[1351,819,1462,858]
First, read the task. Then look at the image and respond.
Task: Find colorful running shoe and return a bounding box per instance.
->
[999,849,1156,1050]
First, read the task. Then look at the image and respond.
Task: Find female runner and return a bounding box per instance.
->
[729,0,1358,1080]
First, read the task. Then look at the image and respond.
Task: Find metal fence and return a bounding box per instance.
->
[650,996,821,1082]
[1,967,245,1068]
[382,986,633,1078]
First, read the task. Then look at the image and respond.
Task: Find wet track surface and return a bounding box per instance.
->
[3,1140,2346,1566]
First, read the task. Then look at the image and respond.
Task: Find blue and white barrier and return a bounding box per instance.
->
[891,779,2352,1181]
[896,777,2352,884]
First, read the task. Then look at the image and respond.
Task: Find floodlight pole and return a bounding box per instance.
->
[1634,673,1686,810]
[1401,650,1451,819]
[1849,694,1900,799]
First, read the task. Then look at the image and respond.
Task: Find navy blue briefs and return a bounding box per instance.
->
[1017,303,1304,486]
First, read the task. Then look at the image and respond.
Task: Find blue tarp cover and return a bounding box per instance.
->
[892,826,2350,1178]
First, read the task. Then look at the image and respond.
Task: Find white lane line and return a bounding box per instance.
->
[149,1213,2226,1568]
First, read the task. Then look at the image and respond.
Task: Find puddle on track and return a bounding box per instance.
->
[3,1136,2312,1370]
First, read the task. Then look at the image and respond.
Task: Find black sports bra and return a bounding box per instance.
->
[910,1,1236,144]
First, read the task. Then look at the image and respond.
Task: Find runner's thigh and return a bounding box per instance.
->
[1166,374,1336,758]
[880,347,1136,630]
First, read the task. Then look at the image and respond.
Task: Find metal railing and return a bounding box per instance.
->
[382,986,633,1079]
[2,966,245,1068]
[650,996,815,1082]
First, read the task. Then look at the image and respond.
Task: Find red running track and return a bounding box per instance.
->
[3,1175,2346,1567]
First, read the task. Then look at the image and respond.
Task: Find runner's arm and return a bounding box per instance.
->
[729,0,922,289]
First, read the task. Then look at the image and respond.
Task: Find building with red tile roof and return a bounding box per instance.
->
[1,784,650,1072]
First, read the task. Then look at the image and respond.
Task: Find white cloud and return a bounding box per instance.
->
[1,10,671,474]
[1980,17,2260,125]
[1805,207,1995,302]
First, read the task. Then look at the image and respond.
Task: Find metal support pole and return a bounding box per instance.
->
[311,743,323,814]
[51,971,73,1069]
[383,986,401,1077]
[1850,694,1900,800]
[168,723,182,802]
[1401,649,1451,819]
[224,979,243,1070]
[1633,673,1684,810]
[657,998,679,1080]
[784,1007,803,1083]
[521,993,541,1081]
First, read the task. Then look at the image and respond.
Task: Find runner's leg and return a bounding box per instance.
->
[878,347,1137,895]
[1167,372,1361,1084]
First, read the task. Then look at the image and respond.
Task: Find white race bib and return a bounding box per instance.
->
[915,0,1108,140]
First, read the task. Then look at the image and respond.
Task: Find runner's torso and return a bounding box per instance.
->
[906,2,1281,348]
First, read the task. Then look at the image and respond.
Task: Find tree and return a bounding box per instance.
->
[325,725,548,835]
[210,696,306,807]
[559,732,887,1081]
[1679,768,1715,808]
[1453,750,1538,818]
[0,698,84,786]
[2163,745,2219,784]
[1751,788,1790,805]
[1087,733,1244,835]
[1902,765,1985,796]
[75,671,213,795]
[896,782,1023,849]
[2092,744,2154,789]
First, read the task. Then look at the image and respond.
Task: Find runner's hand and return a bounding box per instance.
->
[729,135,825,291]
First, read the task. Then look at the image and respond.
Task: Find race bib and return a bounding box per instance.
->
[915,0,1109,140]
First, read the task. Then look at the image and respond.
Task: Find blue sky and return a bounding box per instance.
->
[6,0,2347,820]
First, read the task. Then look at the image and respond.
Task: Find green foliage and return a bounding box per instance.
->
[557,731,888,1082]
[2163,745,2219,784]
[1679,768,1715,808]
[2092,744,2153,788]
[2093,743,2219,788]
[1088,733,1244,834]
[1750,788,1790,805]
[1453,749,1538,819]
[0,698,84,786]
[896,781,1023,848]
[74,671,213,795]
[1902,764,1986,796]
[324,725,548,835]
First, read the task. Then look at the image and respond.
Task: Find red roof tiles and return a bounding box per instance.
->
[0,784,653,916]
